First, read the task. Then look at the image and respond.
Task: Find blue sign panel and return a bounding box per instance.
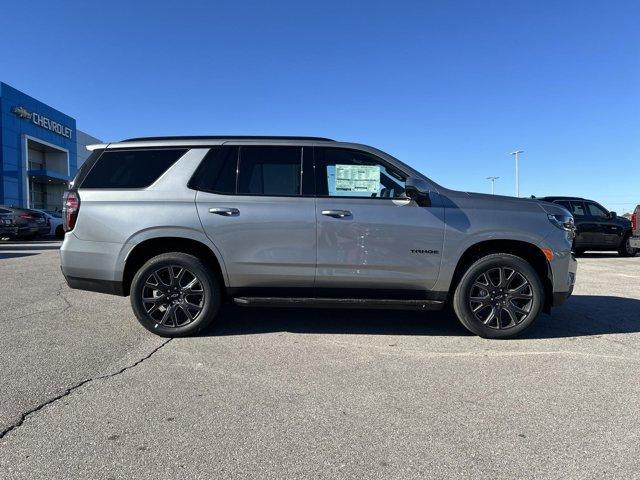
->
[0,82,77,207]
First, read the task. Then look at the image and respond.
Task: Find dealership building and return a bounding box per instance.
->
[0,82,100,210]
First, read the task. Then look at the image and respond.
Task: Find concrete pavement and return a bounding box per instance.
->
[1,245,639,479]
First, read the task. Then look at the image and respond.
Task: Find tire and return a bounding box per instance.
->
[130,252,221,337]
[452,253,544,339]
[55,225,64,239]
[618,234,638,257]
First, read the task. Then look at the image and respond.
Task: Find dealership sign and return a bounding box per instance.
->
[11,106,73,139]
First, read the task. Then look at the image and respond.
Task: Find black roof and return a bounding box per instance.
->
[535,196,585,201]
[122,135,335,142]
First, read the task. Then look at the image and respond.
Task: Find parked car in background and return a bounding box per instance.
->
[0,206,40,239]
[537,196,637,257]
[34,209,64,238]
[0,208,19,239]
[28,209,51,237]
[630,205,640,251]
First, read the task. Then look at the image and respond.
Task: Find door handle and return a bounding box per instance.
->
[209,207,240,216]
[321,209,352,218]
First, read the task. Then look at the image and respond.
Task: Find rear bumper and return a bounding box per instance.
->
[60,233,127,294]
[629,236,640,249]
[62,271,125,296]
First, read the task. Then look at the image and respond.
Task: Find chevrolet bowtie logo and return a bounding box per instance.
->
[11,106,32,120]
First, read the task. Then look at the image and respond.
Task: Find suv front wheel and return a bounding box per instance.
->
[130,252,221,337]
[453,253,544,339]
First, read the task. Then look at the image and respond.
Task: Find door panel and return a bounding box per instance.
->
[585,201,620,247]
[315,197,444,290]
[193,145,316,288]
[601,221,624,246]
[577,221,599,246]
[313,146,444,292]
[196,192,316,287]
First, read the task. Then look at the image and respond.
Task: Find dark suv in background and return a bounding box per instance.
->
[0,206,49,239]
[537,196,637,257]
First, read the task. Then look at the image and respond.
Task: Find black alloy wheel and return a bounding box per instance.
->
[142,265,205,328]
[453,253,544,339]
[468,266,533,330]
[130,252,220,336]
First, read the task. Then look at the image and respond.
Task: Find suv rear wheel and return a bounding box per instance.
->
[130,252,220,337]
[453,253,544,339]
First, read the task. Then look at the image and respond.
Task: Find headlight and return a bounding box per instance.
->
[547,214,575,235]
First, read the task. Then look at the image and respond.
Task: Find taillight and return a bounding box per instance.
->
[19,213,34,220]
[633,213,637,232]
[63,190,80,232]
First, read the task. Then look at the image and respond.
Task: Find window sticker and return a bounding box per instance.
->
[329,164,380,195]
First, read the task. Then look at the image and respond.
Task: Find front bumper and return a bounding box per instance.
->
[551,253,577,306]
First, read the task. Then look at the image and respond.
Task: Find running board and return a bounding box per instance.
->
[232,297,444,310]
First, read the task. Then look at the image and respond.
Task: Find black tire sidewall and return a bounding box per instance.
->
[453,254,544,339]
[619,235,637,257]
[130,253,220,337]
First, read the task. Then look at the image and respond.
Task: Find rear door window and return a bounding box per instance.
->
[554,200,571,211]
[79,148,188,189]
[237,146,302,196]
[569,201,586,218]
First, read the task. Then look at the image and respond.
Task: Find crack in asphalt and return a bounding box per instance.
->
[2,282,72,323]
[0,338,172,441]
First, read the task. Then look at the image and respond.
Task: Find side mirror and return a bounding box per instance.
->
[609,211,617,219]
[405,177,431,206]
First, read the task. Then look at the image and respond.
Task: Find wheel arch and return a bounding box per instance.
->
[449,239,553,313]
[122,236,228,297]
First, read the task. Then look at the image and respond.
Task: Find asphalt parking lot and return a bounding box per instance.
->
[1,242,639,479]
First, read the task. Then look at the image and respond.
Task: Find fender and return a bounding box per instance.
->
[117,226,230,286]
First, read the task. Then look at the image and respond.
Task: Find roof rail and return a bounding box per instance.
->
[122,135,335,142]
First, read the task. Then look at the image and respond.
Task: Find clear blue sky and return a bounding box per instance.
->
[1,0,638,211]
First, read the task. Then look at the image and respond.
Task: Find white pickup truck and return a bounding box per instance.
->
[630,205,640,250]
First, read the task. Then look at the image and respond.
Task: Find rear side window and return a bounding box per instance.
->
[71,149,104,188]
[79,148,187,189]
[237,146,301,196]
[188,146,238,194]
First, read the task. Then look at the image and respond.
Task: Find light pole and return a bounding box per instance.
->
[511,150,524,197]
[486,176,499,195]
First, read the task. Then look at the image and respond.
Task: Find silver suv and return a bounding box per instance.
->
[60,136,577,339]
